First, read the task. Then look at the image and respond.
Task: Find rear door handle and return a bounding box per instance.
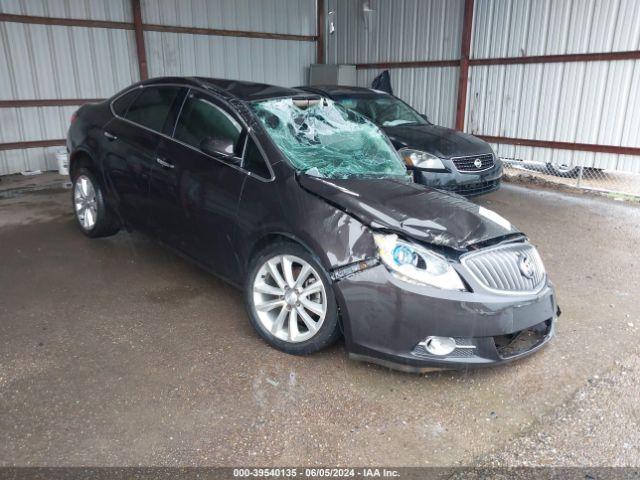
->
[103,131,118,141]
[156,157,174,169]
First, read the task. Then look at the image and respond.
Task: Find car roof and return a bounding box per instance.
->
[297,85,389,99]
[138,76,305,102]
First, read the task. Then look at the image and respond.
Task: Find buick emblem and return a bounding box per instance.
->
[518,254,535,279]
[473,158,483,169]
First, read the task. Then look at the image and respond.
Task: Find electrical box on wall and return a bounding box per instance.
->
[308,64,357,86]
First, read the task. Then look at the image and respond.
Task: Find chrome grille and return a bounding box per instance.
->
[461,243,546,293]
[452,153,495,172]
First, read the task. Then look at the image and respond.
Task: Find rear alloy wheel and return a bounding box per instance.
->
[72,167,120,238]
[74,174,98,231]
[245,244,340,355]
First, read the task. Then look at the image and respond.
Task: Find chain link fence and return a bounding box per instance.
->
[496,151,640,200]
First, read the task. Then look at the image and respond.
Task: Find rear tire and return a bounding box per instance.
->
[72,167,120,238]
[546,163,580,178]
[244,242,341,355]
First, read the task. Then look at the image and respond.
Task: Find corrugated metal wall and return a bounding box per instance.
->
[327,0,640,173]
[0,0,316,175]
[326,0,464,128]
[142,0,316,86]
[145,32,315,87]
[0,0,138,174]
[469,0,640,172]
[355,66,459,128]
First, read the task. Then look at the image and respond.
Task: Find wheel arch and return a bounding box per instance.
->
[69,148,99,179]
[247,232,326,273]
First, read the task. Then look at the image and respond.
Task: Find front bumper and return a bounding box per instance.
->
[334,264,557,372]
[413,161,503,197]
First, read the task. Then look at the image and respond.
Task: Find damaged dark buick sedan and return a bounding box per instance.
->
[67,77,558,372]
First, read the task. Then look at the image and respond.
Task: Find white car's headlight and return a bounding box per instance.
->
[399,148,445,170]
[374,233,466,291]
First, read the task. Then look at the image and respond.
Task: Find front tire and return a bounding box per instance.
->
[72,167,120,238]
[244,242,341,355]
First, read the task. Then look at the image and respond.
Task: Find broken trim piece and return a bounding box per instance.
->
[330,258,379,281]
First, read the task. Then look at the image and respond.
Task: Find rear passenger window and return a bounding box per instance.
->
[243,136,271,178]
[125,86,181,132]
[111,89,141,117]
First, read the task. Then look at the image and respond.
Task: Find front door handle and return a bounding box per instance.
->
[156,157,174,169]
[103,131,118,141]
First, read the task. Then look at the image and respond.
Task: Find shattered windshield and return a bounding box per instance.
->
[337,96,427,127]
[250,97,408,179]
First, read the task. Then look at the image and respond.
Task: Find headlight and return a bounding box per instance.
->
[399,148,445,170]
[374,233,466,291]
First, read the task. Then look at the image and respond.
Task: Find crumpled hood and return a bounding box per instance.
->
[298,175,521,250]
[383,123,492,158]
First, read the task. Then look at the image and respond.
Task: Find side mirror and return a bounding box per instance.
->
[420,114,429,122]
[200,136,236,159]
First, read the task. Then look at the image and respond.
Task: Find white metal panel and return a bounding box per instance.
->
[466,60,640,151]
[145,31,314,87]
[0,22,138,99]
[0,146,63,175]
[0,18,138,174]
[1,0,316,176]
[471,0,640,59]
[0,106,77,143]
[356,66,458,128]
[324,0,461,127]
[466,0,640,173]
[0,0,132,22]
[141,0,316,36]
[326,0,464,65]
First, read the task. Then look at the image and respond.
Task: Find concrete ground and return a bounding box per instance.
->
[0,173,639,467]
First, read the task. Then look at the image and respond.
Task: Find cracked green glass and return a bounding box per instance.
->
[251,97,407,180]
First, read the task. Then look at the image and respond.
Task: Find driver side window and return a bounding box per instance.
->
[174,93,243,156]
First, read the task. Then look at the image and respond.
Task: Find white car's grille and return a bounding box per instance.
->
[461,243,546,293]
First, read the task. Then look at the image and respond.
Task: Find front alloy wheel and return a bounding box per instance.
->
[245,243,340,355]
[253,254,327,343]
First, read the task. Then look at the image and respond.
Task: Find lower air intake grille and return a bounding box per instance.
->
[411,338,477,358]
[461,243,546,293]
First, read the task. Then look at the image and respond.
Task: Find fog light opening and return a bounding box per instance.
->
[421,336,457,356]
